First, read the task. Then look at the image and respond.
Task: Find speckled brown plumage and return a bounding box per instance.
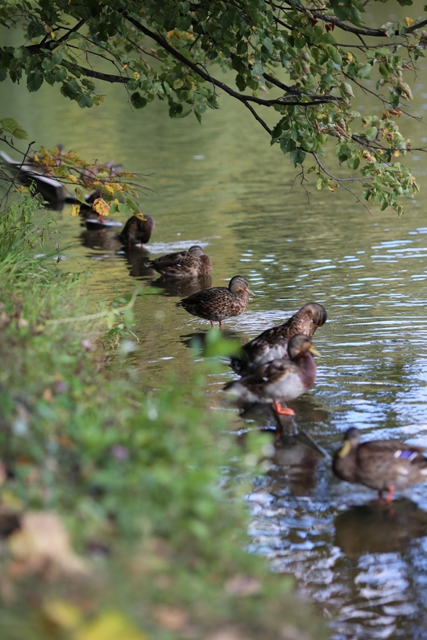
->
[230,302,327,374]
[224,334,319,415]
[333,427,427,503]
[118,214,155,247]
[147,246,212,278]
[176,275,254,327]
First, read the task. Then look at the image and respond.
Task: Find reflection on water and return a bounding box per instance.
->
[3,26,427,637]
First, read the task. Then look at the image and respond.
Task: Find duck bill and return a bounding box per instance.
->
[248,288,255,296]
[338,440,352,458]
[308,345,320,357]
[309,323,319,337]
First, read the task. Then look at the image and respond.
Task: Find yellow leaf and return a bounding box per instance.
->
[71,204,81,217]
[67,175,78,184]
[42,599,82,630]
[33,152,39,163]
[133,72,140,80]
[104,184,115,195]
[134,211,146,221]
[92,198,110,217]
[121,64,128,70]
[77,612,148,640]
[404,17,414,27]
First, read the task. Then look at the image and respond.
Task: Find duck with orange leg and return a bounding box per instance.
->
[176,275,254,328]
[224,333,319,416]
[230,302,327,375]
[333,427,427,504]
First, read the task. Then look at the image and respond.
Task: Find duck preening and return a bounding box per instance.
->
[176,275,254,328]
[229,302,327,375]
[224,333,319,415]
[333,427,427,503]
[118,213,155,248]
[146,246,212,278]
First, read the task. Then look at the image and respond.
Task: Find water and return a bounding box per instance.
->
[3,10,427,636]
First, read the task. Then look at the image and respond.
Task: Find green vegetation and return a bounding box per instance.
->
[1,0,425,214]
[0,194,327,639]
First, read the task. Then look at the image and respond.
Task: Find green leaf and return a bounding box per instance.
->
[27,72,43,92]
[251,61,263,77]
[235,74,246,91]
[262,37,273,53]
[365,126,378,141]
[78,93,93,108]
[0,117,28,139]
[61,79,80,99]
[280,137,296,154]
[130,92,147,109]
[358,63,372,78]
[290,149,306,166]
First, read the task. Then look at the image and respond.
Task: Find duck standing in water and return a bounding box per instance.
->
[176,275,254,327]
[118,213,155,248]
[333,427,427,503]
[230,302,327,375]
[224,334,319,415]
[146,246,212,278]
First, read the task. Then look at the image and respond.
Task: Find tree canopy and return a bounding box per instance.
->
[1,0,426,214]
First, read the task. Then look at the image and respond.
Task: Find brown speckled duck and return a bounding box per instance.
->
[333,427,427,504]
[146,246,212,278]
[224,334,319,415]
[176,275,254,327]
[230,302,327,375]
[118,213,155,248]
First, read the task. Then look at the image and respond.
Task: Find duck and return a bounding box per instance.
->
[146,246,212,278]
[230,302,327,375]
[118,213,155,248]
[176,275,254,327]
[333,427,427,504]
[224,333,319,415]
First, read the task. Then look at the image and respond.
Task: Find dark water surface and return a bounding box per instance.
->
[3,14,427,636]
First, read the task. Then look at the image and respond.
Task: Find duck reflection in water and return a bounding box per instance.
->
[268,433,322,495]
[150,274,212,298]
[334,500,427,557]
[79,228,122,254]
[121,247,157,279]
[179,325,240,353]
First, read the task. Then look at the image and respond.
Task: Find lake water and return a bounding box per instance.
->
[2,9,427,637]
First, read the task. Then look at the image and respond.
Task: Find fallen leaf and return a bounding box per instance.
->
[8,511,87,577]
[42,599,83,630]
[71,204,81,217]
[77,611,147,640]
[153,606,188,631]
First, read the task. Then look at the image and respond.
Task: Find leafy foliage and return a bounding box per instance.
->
[0,2,426,209]
[0,195,326,640]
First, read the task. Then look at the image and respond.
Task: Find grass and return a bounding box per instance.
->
[0,194,328,640]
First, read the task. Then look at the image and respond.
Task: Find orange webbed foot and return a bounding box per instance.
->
[273,402,295,416]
